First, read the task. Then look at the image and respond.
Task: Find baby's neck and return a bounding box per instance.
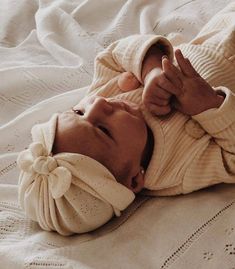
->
[141,125,154,170]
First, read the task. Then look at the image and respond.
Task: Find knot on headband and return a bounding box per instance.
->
[33,155,57,175]
[18,142,72,199]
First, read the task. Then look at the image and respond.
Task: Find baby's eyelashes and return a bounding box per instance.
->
[72,108,84,116]
[97,125,113,139]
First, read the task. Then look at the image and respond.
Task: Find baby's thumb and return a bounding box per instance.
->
[118,72,141,92]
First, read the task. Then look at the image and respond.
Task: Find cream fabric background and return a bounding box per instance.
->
[0,0,235,268]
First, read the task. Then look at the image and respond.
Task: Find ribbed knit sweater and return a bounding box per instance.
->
[87,8,235,196]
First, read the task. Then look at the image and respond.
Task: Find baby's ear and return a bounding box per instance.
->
[118,72,141,92]
[129,168,145,193]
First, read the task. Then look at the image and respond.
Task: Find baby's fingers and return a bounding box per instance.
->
[143,84,171,116]
[175,49,198,77]
[146,68,181,97]
[162,57,183,92]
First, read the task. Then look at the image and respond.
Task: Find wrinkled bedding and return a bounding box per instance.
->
[1,0,235,268]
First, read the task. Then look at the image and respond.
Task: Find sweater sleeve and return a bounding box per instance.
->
[183,86,235,193]
[87,35,174,96]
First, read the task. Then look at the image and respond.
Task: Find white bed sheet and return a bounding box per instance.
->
[0,0,235,268]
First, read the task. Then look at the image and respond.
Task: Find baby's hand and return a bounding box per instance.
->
[170,49,224,115]
[118,72,141,92]
[143,50,224,116]
[142,58,182,116]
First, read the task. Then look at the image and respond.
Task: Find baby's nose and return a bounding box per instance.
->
[93,97,114,114]
[86,97,113,123]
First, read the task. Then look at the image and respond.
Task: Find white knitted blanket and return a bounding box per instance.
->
[1,0,235,268]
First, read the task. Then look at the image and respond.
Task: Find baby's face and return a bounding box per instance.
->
[53,96,148,189]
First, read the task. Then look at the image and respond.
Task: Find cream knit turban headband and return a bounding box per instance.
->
[17,114,135,235]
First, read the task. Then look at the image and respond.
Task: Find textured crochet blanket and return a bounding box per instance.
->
[0,0,235,268]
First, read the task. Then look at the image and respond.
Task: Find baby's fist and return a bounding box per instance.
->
[142,59,183,116]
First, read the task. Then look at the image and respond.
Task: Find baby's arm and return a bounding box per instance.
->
[118,44,166,92]
[156,50,235,192]
[181,81,235,192]
[87,35,173,97]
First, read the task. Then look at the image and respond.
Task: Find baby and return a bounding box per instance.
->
[53,49,224,194]
[17,4,235,235]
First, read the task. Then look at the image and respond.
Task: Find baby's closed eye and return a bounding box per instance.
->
[97,125,112,138]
